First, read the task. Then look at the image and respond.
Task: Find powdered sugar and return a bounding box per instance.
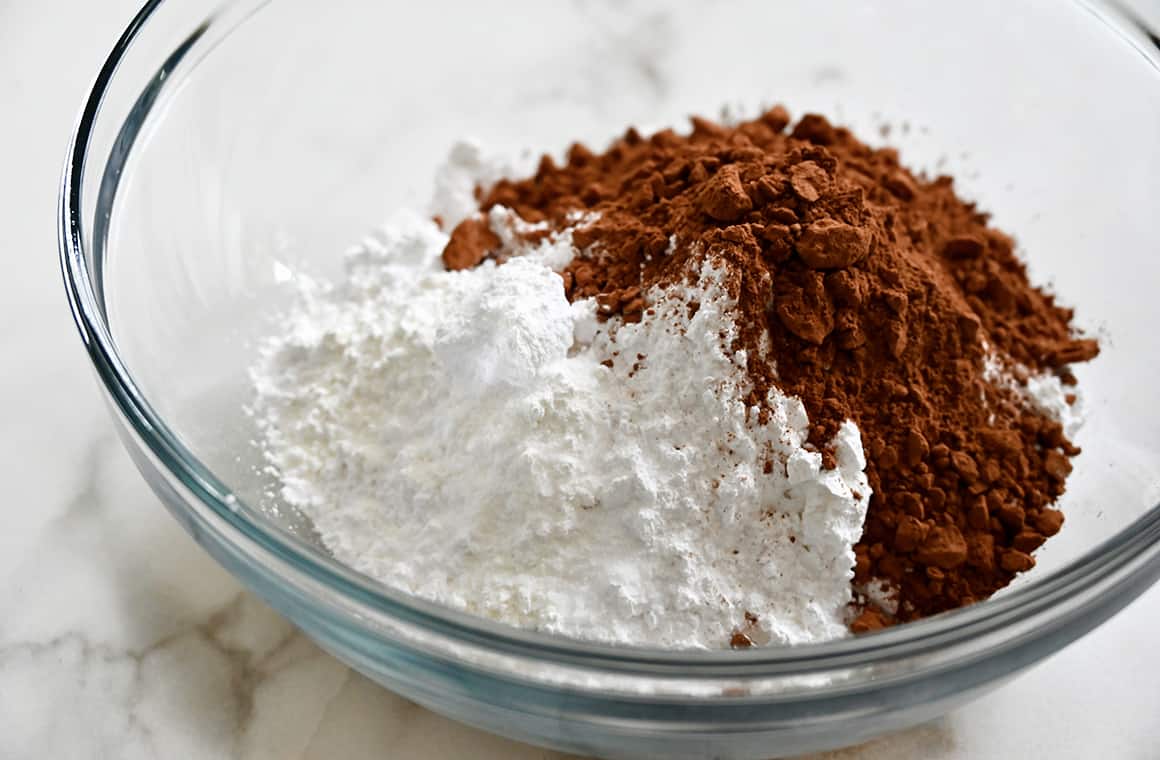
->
[250,186,872,648]
[983,349,1083,437]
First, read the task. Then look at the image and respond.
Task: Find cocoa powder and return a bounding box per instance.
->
[443,108,1098,626]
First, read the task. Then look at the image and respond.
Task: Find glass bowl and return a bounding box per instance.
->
[60,1,1160,757]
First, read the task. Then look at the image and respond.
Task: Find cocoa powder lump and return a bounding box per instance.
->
[443,108,1098,627]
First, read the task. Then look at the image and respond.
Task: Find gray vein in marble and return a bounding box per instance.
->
[55,433,111,524]
[510,0,673,114]
[298,673,353,757]
[0,591,315,751]
[574,1,672,101]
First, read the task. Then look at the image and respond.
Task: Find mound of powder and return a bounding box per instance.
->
[251,207,870,649]
[445,107,1098,625]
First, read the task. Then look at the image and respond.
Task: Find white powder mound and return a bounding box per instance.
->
[983,350,1083,437]
[250,150,872,649]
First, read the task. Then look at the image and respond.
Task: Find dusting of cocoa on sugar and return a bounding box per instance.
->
[443,107,1098,628]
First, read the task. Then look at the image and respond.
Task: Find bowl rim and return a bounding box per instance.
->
[58,0,1160,678]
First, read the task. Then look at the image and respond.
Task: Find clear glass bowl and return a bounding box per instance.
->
[60,1,1160,757]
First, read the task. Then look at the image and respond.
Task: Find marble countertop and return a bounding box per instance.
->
[3,1,1159,758]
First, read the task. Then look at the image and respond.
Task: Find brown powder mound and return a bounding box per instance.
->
[442,108,1098,624]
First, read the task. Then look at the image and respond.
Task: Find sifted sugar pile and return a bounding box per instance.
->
[250,193,870,650]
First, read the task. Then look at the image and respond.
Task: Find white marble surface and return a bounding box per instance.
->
[3,1,1160,758]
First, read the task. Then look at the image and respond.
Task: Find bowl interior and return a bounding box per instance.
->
[100,0,1160,612]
